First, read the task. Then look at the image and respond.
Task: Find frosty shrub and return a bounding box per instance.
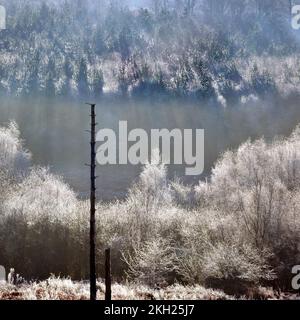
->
[124,151,172,245]
[170,178,195,208]
[129,151,172,214]
[250,65,276,96]
[123,238,177,287]
[0,165,85,279]
[192,125,300,287]
[174,208,273,292]
[0,121,31,180]
[202,244,275,291]
[3,167,78,224]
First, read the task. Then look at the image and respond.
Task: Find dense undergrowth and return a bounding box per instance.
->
[1,120,300,295]
[2,276,299,300]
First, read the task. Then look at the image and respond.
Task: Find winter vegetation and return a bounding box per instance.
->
[1,276,299,300]
[1,0,300,300]
[0,276,235,300]
[1,120,300,298]
[0,0,299,105]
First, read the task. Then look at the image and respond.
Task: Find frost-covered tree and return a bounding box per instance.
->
[45,57,56,96]
[77,58,89,97]
[0,121,31,177]
[123,239,177,287]
[4,167,78,225]
[91,69,104,97]
[0,0,298,100]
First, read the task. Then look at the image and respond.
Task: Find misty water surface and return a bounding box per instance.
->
[0,96,299,200]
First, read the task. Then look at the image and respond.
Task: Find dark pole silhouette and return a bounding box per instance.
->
[87,103,97,301]
[105,248,112,301]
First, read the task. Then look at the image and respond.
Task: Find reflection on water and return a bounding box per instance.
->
[0,96,299,200]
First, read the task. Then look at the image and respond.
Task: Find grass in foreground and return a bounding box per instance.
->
[0,277,299,300]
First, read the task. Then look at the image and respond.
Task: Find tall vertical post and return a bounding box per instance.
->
[88,103,97,301]
[105,248,112,301]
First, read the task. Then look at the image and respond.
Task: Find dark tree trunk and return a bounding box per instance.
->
[105,248,112,301]
[88,103,97,301]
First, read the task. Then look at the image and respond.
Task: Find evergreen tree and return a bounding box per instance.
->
[94,25,107,56]
[61,57,74,96]
[91,69,104,98]
[44,57,56,97]
[45,73,56,97]
[26,52,41,95]
[77,58,89,97]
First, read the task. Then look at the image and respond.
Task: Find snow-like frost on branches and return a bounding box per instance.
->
[4,167,78,225]
[0,121,31,175]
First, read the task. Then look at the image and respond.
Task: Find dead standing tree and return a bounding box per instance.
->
[105,248,112,301]
[86,103,112,301]
[86,103,97,301]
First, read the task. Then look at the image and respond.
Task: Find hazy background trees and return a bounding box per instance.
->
[0,0,298,101]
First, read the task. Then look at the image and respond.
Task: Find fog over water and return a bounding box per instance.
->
[0,96,300,200]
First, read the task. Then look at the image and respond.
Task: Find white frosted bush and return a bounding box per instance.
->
[124,152,172,245]
[0,121,31,176]
[129,151,172,213]
[202,243,274,283]
[202,132,300,240]
[3,167,78,225]
[170,178,195,208]
[177,209,242,283]
[123,238,177,287]
[191,125,300,281]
